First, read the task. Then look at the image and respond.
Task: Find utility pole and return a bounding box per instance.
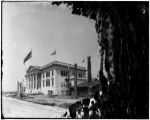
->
[67,65,70,95]
[74,63,77,97]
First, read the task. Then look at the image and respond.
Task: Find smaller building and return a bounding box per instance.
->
[77,79,100,97]
[68,77,87,87]
[66,78,100,97]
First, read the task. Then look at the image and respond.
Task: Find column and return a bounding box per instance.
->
[36,74,38,89]
[35,74,37,91]
[34,74,36,89]
[32,74,33,90]
[54,69,58,95]
[30,75,32,90]
[33,74,35,89]
[27,75,29,91]
[35,74,37,89]
[32,74,34,90]
[27,76,29,91]
[29,75,30,90]
[26,76,28,91]
[30,75,31,90]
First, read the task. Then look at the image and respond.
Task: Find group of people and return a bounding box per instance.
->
[62,90,105,118]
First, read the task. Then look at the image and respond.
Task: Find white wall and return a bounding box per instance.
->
[56,68,68,95]
[25,65,86,95]
[41,70,56,95]
[55,66,86,95]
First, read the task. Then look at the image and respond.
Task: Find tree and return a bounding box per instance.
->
[87,56,92,96]
[52,1,149,118]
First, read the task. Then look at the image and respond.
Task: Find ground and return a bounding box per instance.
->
[2,96,68,118]
[22,94,84,108]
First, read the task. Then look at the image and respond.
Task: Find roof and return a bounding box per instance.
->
[26,61,86,73]
[71,80,100,88]
[69,77,87,81]
[30,65,41,69]
[78,80,100,88]
[42,61,86,70]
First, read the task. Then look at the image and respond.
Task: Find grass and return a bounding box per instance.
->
[58,103,71,108]
[6,94,82,109]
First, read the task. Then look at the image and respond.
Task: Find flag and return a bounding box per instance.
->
[82,59,85,63]
[51,50,56,55]
[23,50,32,64]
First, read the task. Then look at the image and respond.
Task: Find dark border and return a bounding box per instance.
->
[1,1,149,119]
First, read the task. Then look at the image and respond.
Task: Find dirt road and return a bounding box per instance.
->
[2,96,67,118]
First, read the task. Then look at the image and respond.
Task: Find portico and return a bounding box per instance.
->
[25,66,42,94]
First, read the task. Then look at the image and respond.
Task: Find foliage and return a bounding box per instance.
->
[87,56,92,83]
[52,1,149,118]
[87,56,92,96]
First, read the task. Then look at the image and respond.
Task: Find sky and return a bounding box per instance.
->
[2,2,99,92]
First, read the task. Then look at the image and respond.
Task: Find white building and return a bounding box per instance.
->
[24,61,86,95]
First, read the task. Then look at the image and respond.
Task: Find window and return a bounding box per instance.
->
[61,71,68,76]
[51,78,54,86]
[61,71,63,76]
[46,72,50,77]
[78,73,82,78]
[52,70,54,76]
[46,79,50,87]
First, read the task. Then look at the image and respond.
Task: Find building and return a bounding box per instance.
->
[24,61,86,95]
[66,78,100,97]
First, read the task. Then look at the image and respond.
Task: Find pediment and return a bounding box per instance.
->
[27,66,41,73]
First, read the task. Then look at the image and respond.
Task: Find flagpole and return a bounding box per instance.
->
[55,53,56,61]
[31,49,33,65]
[55,50,57,61]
